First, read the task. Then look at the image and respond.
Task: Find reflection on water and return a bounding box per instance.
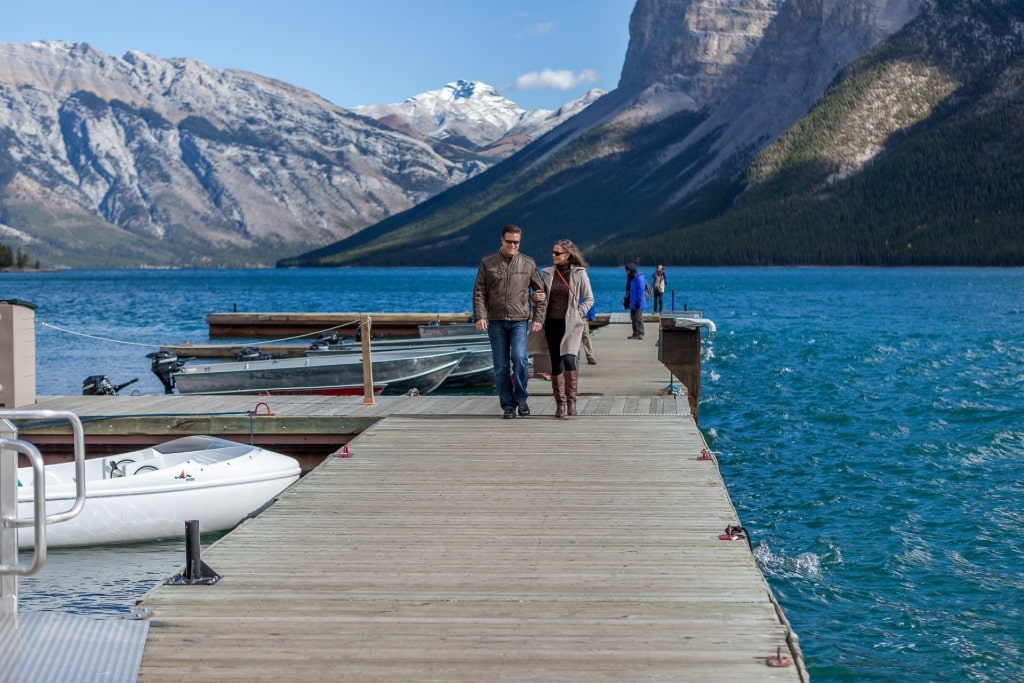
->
[17,535,222,615]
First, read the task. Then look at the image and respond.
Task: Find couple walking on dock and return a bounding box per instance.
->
[472,224,594,419]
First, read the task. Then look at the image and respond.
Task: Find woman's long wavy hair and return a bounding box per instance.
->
[554,239,588,268]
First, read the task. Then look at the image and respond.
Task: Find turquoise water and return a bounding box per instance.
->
[2,266,1023,682]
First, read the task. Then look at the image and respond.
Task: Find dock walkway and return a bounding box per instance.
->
[138,415,803,682]
[30,324,806,681]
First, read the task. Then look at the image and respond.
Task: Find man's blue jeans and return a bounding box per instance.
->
[487,320,530,410]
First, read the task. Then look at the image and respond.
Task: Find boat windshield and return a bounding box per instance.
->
[152,435,241,454]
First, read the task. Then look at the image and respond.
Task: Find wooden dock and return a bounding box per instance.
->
[200,311,617,343]
[30,322,806,681]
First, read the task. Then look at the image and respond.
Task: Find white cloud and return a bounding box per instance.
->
[513,68,599,91]
[529,22,554,35]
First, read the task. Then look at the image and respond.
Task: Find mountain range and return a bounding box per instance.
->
[284,0,1024,268]
[2,0,1023,269]
[0,44,594,267]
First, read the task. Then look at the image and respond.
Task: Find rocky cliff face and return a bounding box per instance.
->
[620,0,783,102]
[621,0,922,101]
[0,42,587,267]
[583,0,926,191]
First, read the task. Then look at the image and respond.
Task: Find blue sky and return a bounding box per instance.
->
[0,0,635,111]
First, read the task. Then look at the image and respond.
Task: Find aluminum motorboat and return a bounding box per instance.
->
[151,348,467,395]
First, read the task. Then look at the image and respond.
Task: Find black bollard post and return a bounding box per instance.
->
[165,520,222,585]
[185,519,202,581]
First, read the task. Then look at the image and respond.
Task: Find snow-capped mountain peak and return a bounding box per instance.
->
[355,79,604,150]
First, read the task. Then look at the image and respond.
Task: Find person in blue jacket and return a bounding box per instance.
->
[624,263,647,340]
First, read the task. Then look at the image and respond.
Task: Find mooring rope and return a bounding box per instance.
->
[38,321,158,347]
[37,317,366,349]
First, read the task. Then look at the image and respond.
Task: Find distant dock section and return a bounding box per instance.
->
[205,311,613,340]
[206,311,474,339]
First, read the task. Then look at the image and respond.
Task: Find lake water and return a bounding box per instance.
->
[2,266,1022,682]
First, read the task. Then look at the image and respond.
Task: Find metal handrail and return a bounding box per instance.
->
[0,410,87,524]
[0,437,47,574]
[0,410,87,579]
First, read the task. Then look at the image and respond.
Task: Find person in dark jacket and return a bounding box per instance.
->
[473,225,547,418]
[624,263,647,339]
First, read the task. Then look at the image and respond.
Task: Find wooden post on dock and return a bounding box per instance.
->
[360,314,375,405]
[657,314,710,422]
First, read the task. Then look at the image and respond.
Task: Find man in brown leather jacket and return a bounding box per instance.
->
[473,224,547,418]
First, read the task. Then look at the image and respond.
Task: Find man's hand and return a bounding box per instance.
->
[475,319,488,332]
[530,321,542,332]
[533,291,546,303]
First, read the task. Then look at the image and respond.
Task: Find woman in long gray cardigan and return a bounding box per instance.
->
[534,239,594,417]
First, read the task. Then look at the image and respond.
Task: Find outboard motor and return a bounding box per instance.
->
[82,375,140,396]
[236,346,267,361]
[308,332,341,351]
[308,332,339,351]
[82,374,114,395]
[147,350,185,395]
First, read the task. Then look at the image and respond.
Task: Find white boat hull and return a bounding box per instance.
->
[16,436,301,548]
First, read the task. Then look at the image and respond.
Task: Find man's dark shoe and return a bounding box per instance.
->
[517,403,531,417]
[503,408,516,419]
[587,357,597,365]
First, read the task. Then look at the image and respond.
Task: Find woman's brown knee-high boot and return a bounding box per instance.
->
[551,373,567,418]
[565,370,579,416]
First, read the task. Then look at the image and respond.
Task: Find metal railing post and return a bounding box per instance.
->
[0,418,18,614]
